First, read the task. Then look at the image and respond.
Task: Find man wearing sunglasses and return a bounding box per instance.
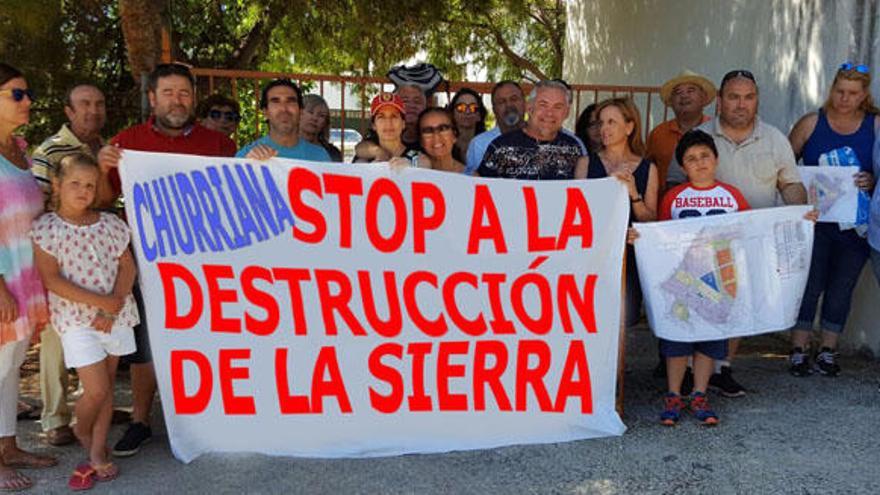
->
[197,93,241,137]
[95,63,237,459]
[29,83,108,447]
[667,69,807,398]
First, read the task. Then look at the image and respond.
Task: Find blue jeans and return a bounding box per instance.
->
[796,224,869,333]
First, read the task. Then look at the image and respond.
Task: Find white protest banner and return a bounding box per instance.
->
[798,165,860,223]
[118,151,629,462]
[634,206,814,342]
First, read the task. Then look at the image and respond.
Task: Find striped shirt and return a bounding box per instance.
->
[31,124,102,196]
[0,139,49,345]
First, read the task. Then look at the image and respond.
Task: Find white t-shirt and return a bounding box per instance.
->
[31,212,139,332]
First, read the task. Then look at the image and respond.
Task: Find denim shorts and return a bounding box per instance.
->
[659,338,727,360]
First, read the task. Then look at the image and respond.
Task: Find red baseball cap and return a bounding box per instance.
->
[370,93,405,118]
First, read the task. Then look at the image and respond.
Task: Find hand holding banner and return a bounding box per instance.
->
[119,151,629,462]
[798,165,861,223]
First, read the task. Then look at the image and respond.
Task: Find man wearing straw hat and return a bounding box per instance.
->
[647,70,716,193]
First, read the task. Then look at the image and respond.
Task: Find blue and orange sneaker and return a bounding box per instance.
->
[660,393,684,426]
[689,392,719,426]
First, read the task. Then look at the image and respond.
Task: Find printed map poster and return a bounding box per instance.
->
[798,165,860,223]
[118,150,629,462]
[634,206,814,342]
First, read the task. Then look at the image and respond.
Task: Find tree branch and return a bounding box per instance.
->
[486,24,548,80]
[228,2,287,69]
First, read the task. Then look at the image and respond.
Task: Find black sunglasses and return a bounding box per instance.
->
[720,69,756,88]
[208,109,241,122]
[420,123,454,136]
[0,88,35,103]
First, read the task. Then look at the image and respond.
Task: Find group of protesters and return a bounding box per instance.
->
[1,57,879,491]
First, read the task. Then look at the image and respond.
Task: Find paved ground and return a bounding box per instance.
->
[14,326,880,494]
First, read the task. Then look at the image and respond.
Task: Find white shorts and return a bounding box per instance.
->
[59,326,136,369]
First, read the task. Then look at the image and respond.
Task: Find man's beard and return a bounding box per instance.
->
[158,109,193,129]
[502,109,521,127]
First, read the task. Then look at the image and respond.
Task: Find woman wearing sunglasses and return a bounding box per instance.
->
[416,107,466,174]
[449,88,487,164]
[0,62,57,492]
[197,93,241,137]
[787,62,877,377]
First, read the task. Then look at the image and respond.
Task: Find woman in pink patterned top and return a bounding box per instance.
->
[0,62,55,492]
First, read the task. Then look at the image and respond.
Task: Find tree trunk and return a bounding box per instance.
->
[119,0,164,79]
[119,0,165,118]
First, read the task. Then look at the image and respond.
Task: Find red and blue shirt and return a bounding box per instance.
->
[659,181,750,220]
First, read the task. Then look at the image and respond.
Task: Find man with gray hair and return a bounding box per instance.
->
[478,79,586,179]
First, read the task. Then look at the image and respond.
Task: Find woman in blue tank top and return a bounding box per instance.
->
[787,62,877,377]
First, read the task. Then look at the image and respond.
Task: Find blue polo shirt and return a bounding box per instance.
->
[237,135,331,162]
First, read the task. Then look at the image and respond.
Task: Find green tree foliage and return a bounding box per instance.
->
[0,0,563,144]
[1,1,136,144]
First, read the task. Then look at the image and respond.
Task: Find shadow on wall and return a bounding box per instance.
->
[565,0,880,131]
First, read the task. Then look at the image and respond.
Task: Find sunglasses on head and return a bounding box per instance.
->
[420,123,454,136]
[455,102,479,114]
[721,69,756,87]
[839,62,869,74]
[208,109,241,122]
[0,88,35,103]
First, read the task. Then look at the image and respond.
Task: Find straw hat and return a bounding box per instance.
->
[660,70,716,106]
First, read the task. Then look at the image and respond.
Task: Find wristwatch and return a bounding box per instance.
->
[630,195,643,203]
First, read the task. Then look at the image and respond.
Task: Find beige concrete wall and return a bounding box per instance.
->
[565,0,880,355]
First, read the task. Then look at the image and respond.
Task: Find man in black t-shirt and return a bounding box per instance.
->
[478,80,586,180]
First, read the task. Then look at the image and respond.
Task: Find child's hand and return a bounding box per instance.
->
[97,295,125,315]
[91,314,114,333]
[626,227,640,245]
[804,209,819,222]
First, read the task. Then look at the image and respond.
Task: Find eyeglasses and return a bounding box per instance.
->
[454,102,479,114]
[208,109,241,122]
[420,123,454,136]
[0,88,35,103]
[720,69,756,88]
[839,62,869,74]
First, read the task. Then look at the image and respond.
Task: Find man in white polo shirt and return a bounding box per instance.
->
[667,69,807,398]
